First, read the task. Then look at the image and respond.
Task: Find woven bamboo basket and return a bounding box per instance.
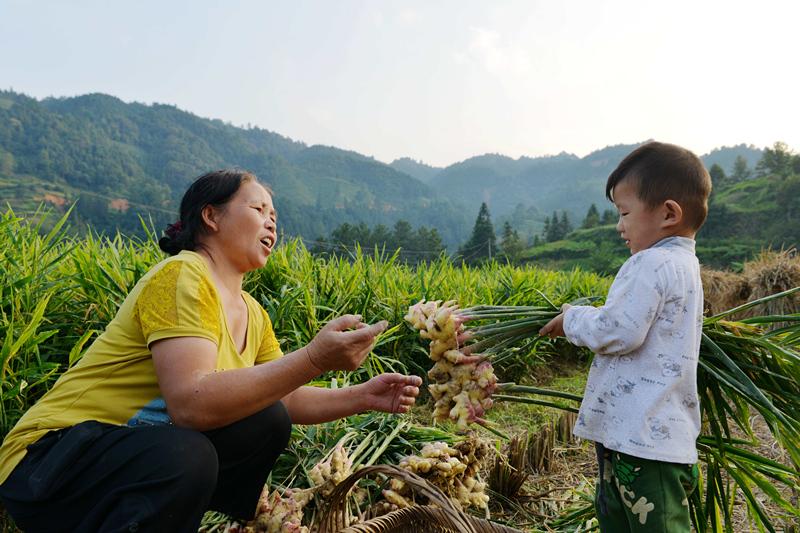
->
[316,465,523,533]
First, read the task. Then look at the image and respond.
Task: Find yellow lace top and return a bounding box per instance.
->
[0,250,282,484]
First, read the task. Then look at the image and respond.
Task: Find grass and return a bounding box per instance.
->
[0,207,608,531]
[2,206,799,532]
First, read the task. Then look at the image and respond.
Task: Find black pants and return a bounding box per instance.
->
[0,402,292,533]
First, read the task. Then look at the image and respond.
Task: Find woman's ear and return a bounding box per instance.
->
[662,200,683,229]
[200,204,219,232]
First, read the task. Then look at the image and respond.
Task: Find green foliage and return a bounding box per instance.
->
[756,141,799,179]
[0,208,81,436]
[543,210,574,243]
[701,162,799,257]
[388,157,442,184]
[600,208,617,225]
[499,221,524,263]
[703,144,763,178]
[0,90,471,247]
[581,203,600,229]
[497,203,544,245]
[522,225,628,274]
[312,220,446,264]
[428,144,763,231]
[457,202,498,264]
[7,205,800,531]
[709,163,726,186]
[0,205,611,441]
[0,208,168,437]
[520,144,799,273]
[732,155,751,182]
[490,291,800,532]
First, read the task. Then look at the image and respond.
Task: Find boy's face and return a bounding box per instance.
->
[612,179,669,255]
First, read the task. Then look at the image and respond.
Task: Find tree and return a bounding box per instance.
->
[318,220,445,263]
[331,222,358,247]
[542,215,551,242]
[545,210,560,242]
[581,203,600,229]
[413,226,445,262]
[731,155,750,182]
[775,175,800,228]
[458,202,496,263]
[559,211,573,238]
[543,210,573,242]
[0,149,14,175]
[601,209,617,225]
[500,221,524,262]
[709,163,726,186]
[392,220,414,250]
[354,222,371,246]
[756,141,795,178]
[370,224,392,249]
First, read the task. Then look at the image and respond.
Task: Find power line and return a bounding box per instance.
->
[303,238,446,256]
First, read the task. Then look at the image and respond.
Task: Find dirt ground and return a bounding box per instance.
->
[487,414,799,532]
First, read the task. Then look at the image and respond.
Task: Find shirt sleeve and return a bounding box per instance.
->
[255,306,283,364]
[135,259,221,346]
[563,250,665,356]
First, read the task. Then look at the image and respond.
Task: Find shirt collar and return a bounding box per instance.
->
[651,236,695,253]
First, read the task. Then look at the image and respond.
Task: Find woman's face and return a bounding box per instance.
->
[211,180,277,272]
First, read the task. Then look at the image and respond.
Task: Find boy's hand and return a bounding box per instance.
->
[539,304,572,339]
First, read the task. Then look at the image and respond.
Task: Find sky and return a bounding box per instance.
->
[1,0,798,167]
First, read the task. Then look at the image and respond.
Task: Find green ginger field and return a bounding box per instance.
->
[2,208,799,532]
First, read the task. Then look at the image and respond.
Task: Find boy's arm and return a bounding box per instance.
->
[560,254,664,356]
[539,304,571,337]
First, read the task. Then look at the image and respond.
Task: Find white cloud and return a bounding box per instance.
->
[465,27,531,77]
[398,8,420,25]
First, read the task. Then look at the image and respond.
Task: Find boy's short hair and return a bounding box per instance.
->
[606,141,713,231]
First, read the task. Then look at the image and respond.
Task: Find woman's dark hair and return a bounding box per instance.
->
[159,169,261,255]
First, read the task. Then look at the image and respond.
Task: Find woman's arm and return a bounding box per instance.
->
[281,374,422,425]
[151,315,386,431]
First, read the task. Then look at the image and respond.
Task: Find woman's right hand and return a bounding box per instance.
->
[305,315,388,372]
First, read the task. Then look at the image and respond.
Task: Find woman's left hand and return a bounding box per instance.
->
[359,373,422,414]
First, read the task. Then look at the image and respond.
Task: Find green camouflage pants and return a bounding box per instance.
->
[595,445,699,532]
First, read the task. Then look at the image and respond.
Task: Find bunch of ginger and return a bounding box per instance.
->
[405,300,498,429]
[380,438,492,516]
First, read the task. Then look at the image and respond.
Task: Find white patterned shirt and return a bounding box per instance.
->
[564,236,702,464]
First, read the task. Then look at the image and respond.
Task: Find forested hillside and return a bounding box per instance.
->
[520,142,800,271]
[0,91,470,245]
[426,143,764,226]
[0,90,782,265]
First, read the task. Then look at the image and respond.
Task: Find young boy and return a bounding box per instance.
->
[540,141,712,532]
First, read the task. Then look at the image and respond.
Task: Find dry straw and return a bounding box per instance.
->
[743,248,800,317]
[701,268,751,316]
[318,465,522,533]
[701,248,800,318]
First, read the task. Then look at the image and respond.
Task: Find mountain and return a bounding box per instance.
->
[0,91,471,246]
[701,144,763,175]
[0,89,768,250]
[426,142,763,225]
[429,146,618,222]
[389,157,442,184]
[520,144,799,271]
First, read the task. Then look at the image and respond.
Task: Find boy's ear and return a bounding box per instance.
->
[661,200,683,229]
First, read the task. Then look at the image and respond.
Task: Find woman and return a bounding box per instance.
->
[0,169,422,532]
